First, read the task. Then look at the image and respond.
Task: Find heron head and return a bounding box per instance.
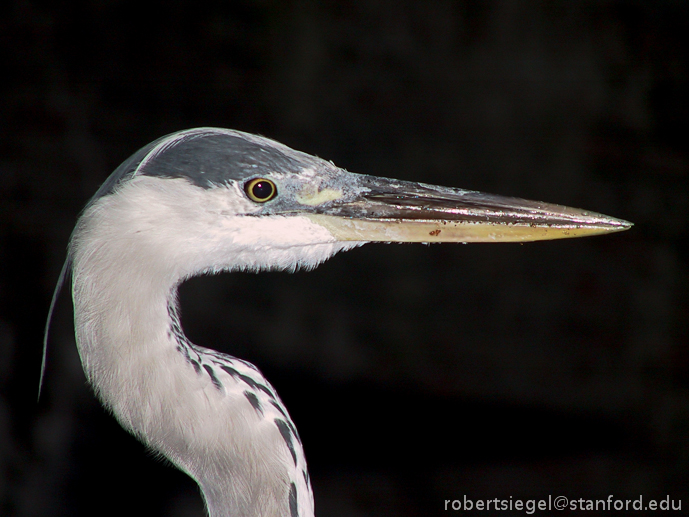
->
[75,127,631,279]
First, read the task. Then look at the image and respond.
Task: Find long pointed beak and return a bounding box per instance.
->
[304,176,632,243]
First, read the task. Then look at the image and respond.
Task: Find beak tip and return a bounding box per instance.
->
[593,215,634,233]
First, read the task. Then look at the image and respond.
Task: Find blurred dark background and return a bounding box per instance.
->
[1,1,687,516]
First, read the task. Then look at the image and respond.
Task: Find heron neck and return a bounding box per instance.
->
[70,241,313,517]
[71,251,186,436]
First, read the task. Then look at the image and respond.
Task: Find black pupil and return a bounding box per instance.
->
[252,181,273,200]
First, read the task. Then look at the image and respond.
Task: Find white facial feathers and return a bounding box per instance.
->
[72,175,362,287]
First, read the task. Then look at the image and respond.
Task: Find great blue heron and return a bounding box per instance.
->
[43,128,631,517]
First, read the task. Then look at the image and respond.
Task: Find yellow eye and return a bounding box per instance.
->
[245,178,277,203]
